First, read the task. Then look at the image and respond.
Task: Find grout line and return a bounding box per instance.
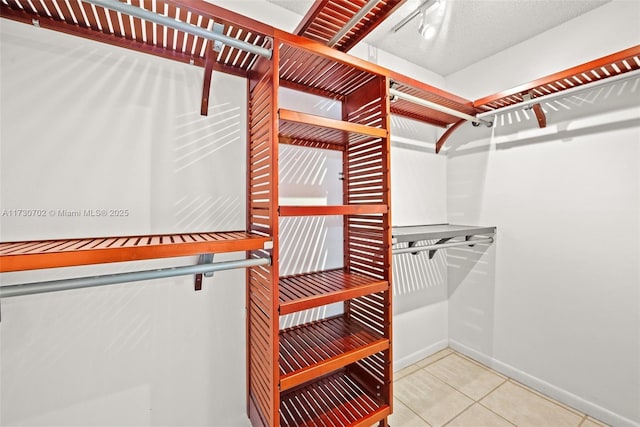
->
[441,400,476,427]
[506,378,585,417]
[578,415,589,426]
[477,401,518,426]
[393,394,434,426]
[475,377,508,401]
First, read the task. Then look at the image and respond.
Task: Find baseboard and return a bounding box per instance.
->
[393,339,448,372]
[449,340,640,427]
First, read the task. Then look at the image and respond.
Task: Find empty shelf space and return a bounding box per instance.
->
[279,268,388,315]
[392,224,496,244]
[279,109,386,148]
[279,370,390,426]
[279,314,389,391]
[0,232,271,272]
[279,205,388,217]
[278,39,379,99]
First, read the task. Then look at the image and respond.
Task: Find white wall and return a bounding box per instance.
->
[445,2,640,425]
[1,20,250,426]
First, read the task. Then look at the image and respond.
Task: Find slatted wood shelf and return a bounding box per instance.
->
[278,109,386,149]
[279,205,388,217]
[279,314,389,391]
[279,370,390,426]
[0,0,273,75]
[277,31,386,100]
[279,268,388,315]
[294,0,406,53]
[474,45,640,113]
[389,72,477,128]
[0,232,271,272]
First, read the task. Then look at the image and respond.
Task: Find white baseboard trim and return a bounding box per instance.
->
[393,339,448,372]
[449,340,640,427]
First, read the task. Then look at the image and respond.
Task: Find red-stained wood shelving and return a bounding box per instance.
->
[294,0,406,53]
[279,269,389,315]
[0,232,270,272]
[279,314,389,391]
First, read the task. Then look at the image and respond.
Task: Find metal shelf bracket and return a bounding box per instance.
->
[195,253,215,291]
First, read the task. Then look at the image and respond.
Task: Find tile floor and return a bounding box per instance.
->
[389,348,608,427]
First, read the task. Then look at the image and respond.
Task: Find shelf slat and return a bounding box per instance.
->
[279,370,390,426]
[279,205,388,217]
[279,108,386,149]
[279,314,389,391]
[279,268,388,315]
[0,232,271,272]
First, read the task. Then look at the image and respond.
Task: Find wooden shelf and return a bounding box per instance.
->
[279,370,390,426]
[279,205,388,217]
[474,45,640,113]
[390,72,477,128]
[277,33,385,100]
[279,109,387,149]
[392,224,497,244]
[279,314,389,391]
[279,268,388,315]
[294,0,405,53]
[0,232,271,272]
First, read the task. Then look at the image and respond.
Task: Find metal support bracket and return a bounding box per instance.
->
[429,238,451,259]
[194,253,214,291]
[212,22,224,52]
[523,91,547,128]
[465,235,475,247]
[200,23,224,116]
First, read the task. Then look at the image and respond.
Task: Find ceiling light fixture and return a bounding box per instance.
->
[391,0,440,33]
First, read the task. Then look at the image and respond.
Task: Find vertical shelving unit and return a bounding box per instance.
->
[246,30,393,426]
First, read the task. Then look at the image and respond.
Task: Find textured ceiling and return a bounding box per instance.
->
[267,0,610,76]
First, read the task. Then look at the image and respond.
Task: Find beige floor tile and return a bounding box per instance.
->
[481,381,584,427]
[416,348,453,368]
[395,369,473,426]
[580,416,609,427]
[395,363,422,380]
[424,353,506,400]
[446,403,514,427]
[388,399,431,427]
[509,379,583,416]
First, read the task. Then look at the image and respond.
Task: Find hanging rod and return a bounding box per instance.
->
[327,0,380,47]
[477,67,640,119]
[81,0,273,59]
[389,86,493,127]
[0,257,270,298]
[392,236,494,255]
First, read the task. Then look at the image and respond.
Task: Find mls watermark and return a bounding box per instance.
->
[1,208,130,217]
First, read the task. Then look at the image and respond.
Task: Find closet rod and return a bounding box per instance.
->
[393,236,494,255]
[327,0,379,47]
[389,87,493,127]
[477,68,640,118]
[81,0,273,59]
[0,257,270,298]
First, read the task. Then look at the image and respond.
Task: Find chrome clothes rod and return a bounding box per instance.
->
[392,237,494,255]
[327,0,380,47]
[389,87,493,127]
[0,257,270,298]
[477,68,640,118]
[81,0,273,59]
